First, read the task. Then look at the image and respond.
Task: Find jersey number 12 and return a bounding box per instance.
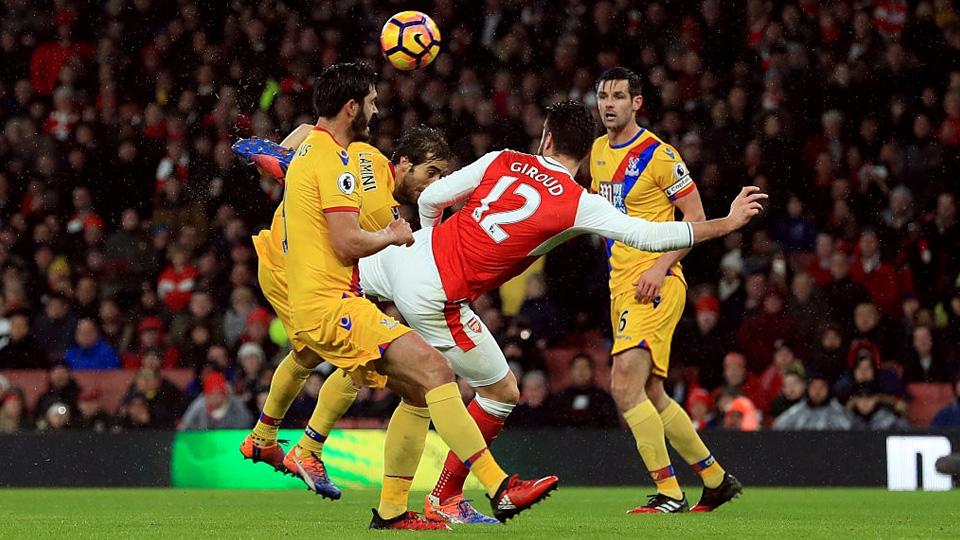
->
[471,176,542,242]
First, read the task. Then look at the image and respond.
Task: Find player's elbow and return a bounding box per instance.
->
[329,234,362,263]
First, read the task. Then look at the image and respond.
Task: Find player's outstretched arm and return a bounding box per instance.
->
[688,186,767,242]
[279,123,314,149]
[327,211,415,262]
[573,186,766,251]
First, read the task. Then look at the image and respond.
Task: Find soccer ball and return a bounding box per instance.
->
[380,11,441,71]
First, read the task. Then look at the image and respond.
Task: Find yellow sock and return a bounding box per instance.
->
[660,400,726,489]
[378,401,431,520]
[425,382,507,497]
[624,400,682,499]
[251,352,312,443]
[298,369,358,454]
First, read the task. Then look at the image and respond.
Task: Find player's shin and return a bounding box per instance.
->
[432,397,512,503]
[624,400,683,499]
[252,352,313,444]
[379,401,431,520]
[298,369,358,454]
[659,400,725,489]
[424,383,508,497]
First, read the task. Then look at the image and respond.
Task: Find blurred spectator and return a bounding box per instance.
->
[685,387,716,431]
[123,368,182,429]
[169,290,225,348]
[850,230,903,317]
[759,340,803,406]
[0,310,48,369]
[64,318,120,370]
[235,342,268,411]
[714,352,769,413]
[769,369,807,420]
[508,370,554,428]
[834,344,906,405]
[902,326,956,383]
[773,374,852,431]
[0,388,31,433]
[721,395,760,431]
[34,363,79,417]
[806,324,847,384]
[846,382,909,431]
[179,372,252,431]
[239,307,278,361]
[552,354,618,428]
[224,286,256,347]
[736,290,796,373]
[930,377,960,428]
[36,401,71,431]
[822,252,871,333]
[113,393,154,431]
[784,273,828,353]
[123,316,180,369]
[516,273,560,342]
[97,298,134,355]
[32,294,77,362]
[773,195,817,253]
[73,389,111,432]
[157,245,197,312]
[673,295,729,390]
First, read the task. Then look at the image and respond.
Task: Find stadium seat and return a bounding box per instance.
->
[905,382,955,426]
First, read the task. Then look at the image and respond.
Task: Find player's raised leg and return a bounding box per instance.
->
[425,333,515,524]
[377,331,558,523]
[647,377,742,512]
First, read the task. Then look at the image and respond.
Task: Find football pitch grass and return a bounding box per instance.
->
[2,487,959,539]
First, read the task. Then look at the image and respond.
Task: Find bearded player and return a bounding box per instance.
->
[238,99,766,524]
[591,67,743,514]
[245,61,561,531]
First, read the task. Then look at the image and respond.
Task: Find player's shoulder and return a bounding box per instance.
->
[302,128,351,166]
[348,141,387,161]
[644,130,683,163]
[591,134,610,152]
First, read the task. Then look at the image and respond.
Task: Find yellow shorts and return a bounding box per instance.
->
[295,295,411,389]
[609,274,686,378]
[257,258,306,352]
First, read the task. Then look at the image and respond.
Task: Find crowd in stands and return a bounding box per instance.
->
[1,1,960,433]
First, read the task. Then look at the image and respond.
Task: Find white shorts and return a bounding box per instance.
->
[359,228,509,388]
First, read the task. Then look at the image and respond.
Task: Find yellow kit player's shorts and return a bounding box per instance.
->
[257,258,307,353]
[609,274,686,378]
[296,295,411,389]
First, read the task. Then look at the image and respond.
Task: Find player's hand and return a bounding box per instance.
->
[633,265,668,304]
[727,186,768,230]
[387,218,415,247]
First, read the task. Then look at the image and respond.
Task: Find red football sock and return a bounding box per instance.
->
[430,399,505,503]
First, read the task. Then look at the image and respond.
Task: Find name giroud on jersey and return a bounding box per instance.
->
[509,160,564,195]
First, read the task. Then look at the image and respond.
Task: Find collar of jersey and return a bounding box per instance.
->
[312,126,345,148]
[537,155,572,175]
[609,127,646,149]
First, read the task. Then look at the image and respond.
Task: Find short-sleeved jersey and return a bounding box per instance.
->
[281,127,363,332]
[590,128,696,297]
[254,141,398,270]
[428,150,585,303]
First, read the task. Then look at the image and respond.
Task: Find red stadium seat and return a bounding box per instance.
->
[2,369,195,415]
[906,383,955,426]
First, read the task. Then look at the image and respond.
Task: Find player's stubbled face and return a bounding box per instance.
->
[351,87,378,142]
[398,157,448,204]
[596,79,635,131]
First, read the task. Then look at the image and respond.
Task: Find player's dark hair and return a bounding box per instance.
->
[312,62,378,119]
[543,100,597,161]
[596,66,642,97]
[393,124,452,166]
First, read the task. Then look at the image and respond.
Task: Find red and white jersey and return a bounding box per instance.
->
[419,150,695,304]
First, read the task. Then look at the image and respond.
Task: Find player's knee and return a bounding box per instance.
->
[293,348,323,369]
[478,377,520,406]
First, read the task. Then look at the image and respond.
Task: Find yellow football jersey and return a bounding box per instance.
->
[254,141,398,267]
[281,127,363,332]
[590,128,697,297]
